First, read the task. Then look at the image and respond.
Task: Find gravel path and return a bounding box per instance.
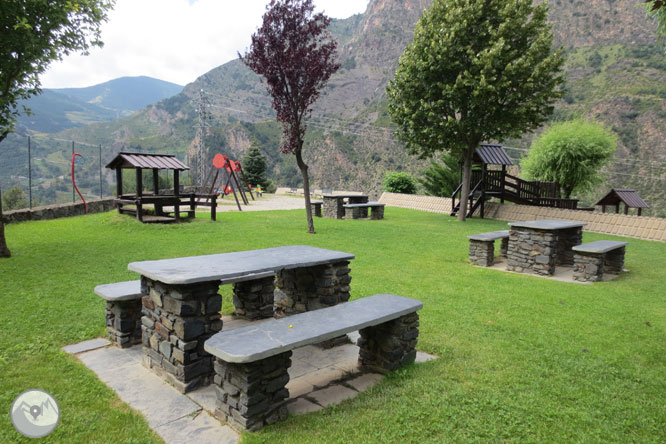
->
[211,194,306,213]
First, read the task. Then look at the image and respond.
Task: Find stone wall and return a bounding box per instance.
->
[3,198,116,224]
[105,300,142,348]
[358,312,420,374]
[379,192,666,242]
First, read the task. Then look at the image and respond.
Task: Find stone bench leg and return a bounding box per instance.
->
[500,237,509,257]
[141,277,222,393]
[232,276,276,320]
[573,253,604,282]
[106,300,142,348]
[213,351,291,432]
[370,206,384,220]
[312,203,322,217]
[507,229,556,275]
[556,227,583,266]
[604,247,625,274]
[322,196,344,219]
[469,240,494,267]
[358,312,419,373]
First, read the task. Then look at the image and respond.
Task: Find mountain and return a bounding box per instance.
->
[6,0,666,215]
[16,76,183,133]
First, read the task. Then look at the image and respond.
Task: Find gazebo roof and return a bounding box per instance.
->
[105,152,189,171]
[595,189,649,209]
[474,143,514,165]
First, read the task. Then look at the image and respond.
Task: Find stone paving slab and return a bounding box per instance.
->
[287,398,323,415]
[154,412,238,444]
[415,351,438,363]
[486,259,597,284]
[345,373,383,392]
[62,338,110,354]
[307,384,359,407]
[187,384,218,414]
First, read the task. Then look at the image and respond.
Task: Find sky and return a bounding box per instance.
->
[41,0,370,89]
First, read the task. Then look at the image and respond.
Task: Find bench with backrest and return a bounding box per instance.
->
[204,293,422,431]
[310,200,323,217]
[572,240,628,282]
[467,230,510,267]
[343,202,385,220]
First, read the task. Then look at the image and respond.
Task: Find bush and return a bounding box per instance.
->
[2,186,28,210]
[419,153,459,197]
[521,119,616,198]
[383,171,418,194]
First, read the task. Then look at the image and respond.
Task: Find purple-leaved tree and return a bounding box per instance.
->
[240,0,340,234]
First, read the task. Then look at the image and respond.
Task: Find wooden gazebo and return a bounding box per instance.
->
[106,152,217,223]
[595,188,649,216]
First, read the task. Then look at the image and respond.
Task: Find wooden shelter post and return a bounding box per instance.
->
[153,168,159,195]
[116,168,123,197]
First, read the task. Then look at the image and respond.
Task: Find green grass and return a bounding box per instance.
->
[1,209,665,443]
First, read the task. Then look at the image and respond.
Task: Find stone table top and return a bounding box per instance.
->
[128,245,355,285]
[343,202,384,208]
[204,294,422,363]
[572,240,628,254]
[467,230,510,241]
[322,194,368,199]
[94,280,143,301]
[509,219,587,231]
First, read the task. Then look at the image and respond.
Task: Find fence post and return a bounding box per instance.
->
[28,136,32,209]
[72,141,75,203]
[99,144,103,199]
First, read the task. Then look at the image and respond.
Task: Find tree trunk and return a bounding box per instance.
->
[457,147,475,222]
[295,148,315,234]
[0,189,11,258]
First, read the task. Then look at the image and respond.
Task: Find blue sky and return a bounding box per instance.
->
[42,0,370,89]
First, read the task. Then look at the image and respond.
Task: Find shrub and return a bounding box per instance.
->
[383,171,418,194]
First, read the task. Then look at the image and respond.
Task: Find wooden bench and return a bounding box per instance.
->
[204,293,422,431]
[310,200,323,217]
[467,230,510,267]
[343,202,385,220]
[572,240,628,282]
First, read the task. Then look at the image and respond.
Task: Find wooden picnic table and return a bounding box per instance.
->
[127,245,355,392]
[506,219,586,276]
[322,193,369,219]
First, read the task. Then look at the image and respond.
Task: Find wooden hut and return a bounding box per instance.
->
[106,152,217,223]
[595,188,649,216]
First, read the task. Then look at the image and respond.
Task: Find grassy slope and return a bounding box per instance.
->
[0,209,664,443]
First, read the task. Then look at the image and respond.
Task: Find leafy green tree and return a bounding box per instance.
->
[2,186,28,210]
[386,0,565,220]
[383,172,418,194]
[242,147,269,189]
[0,0,114,258]
[521,119,617,198]
[645,1,666,39]
[420,153,460,197]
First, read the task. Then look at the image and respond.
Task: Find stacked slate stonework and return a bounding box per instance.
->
[358,312,420,373]
[105,300,142,348]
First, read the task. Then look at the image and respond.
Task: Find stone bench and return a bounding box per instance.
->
[310,200,323,217]
[467,230,510,267]
[572,240,628,282]
[95,271,278,348]
[343,202,385,220]
[94,281,144,348]
[204,293,422,431]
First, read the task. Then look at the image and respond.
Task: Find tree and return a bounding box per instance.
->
[383,172,418,194]
[0,0,113,258]
[386,0,565,221]
[242,146,269,189]
[520,119,617,198]
[241,0,339,234]
[645,1,666,40]
[420,153,460,197]
[1,186,28,210]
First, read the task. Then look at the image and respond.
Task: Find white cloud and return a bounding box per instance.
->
[40,0,370,88]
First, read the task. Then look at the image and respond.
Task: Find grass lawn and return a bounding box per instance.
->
[1,208,665,443]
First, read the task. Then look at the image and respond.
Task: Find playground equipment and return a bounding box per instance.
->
[204,154,254,211]
[71,153,87,213]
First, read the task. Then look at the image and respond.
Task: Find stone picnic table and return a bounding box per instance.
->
[322,193,369,219]
[506,219,586,276]
[127,245,355,392]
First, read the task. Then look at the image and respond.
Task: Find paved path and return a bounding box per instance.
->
[65,317,436,443]
[212,194,306,213]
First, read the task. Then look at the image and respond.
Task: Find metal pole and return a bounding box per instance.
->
[72,141,75,203]
[99,144,103,198]
[28,136,32,209]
